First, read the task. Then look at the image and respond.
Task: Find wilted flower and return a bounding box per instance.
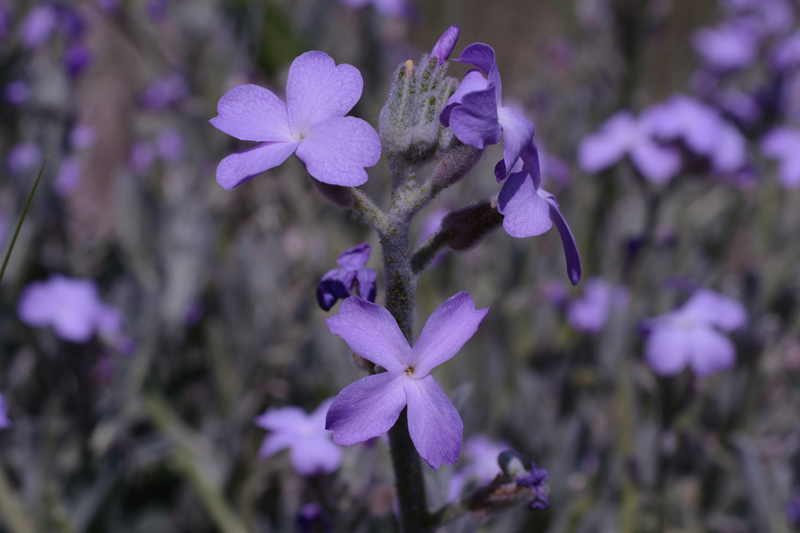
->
[644,289,747,377]
[317,243,377,311]
[210,52,381,190]
[516,460,550,510]
[567,278,629,333]
[254,398,343,476]
[325,292,488,469]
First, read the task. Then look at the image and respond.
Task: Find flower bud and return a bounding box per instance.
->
[431,143,483,189]
[430,25,460,64]
[309,177,355,209]
[440,198,503,251]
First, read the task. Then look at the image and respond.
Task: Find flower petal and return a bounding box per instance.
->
[326,372,407,445]
[440,70,490,126]
[540,190,582,286]
[455,43,502,104]
[287,51,363,135]
[629,139,682,183]
[497,171,553,238]
[337,243,371,269]
[404,375,463,469]
[687,326,736,376]
[17,281,53,326]
[644,322,690,376]
[216,141,299,190]
[209,84,294,142]
[254,406,310,431]
[257,432,296,459]
[577,111,636,173]
[408,292,488,376]
[325,297,410,371]
[294,116,381,186]
[496,108,535,181]
[430,25,460,64]
[289,436,343,475]
[355,269,377,302]
[681,290,746,331]
[448,85,501,149]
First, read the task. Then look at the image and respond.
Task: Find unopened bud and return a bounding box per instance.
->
[441,198,503,251]
[309,177,355,209]
[431,143,483,189]
[430,25,460,64]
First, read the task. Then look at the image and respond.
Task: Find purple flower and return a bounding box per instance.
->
[69,124,96,151]
[448,435,510,500]
[254,398,343,476]
[761,127,800,187]
[644,289,747,377]
[325,292,488,469]
[516,460,550,510]
[297,503,330,533]
[141,73,187,110]
[430,25,460,64]
[567,278,629,333]
[129,141,156,175]
[210,52,381,190]
[63,42,92,76]
[155,127,183,162]
[317,243,377,311]
[787,490,800,523]
[578,110,682,183]
[772,30,800,69]
[338,0,411,18]
[19,5,57,48]
[440,44,536,182]
[53,156,83,196]
[497,143,581,285]
[7,143,42,174]
[692,22,759,71]
[5,81,31,105]
[0,393,10,429]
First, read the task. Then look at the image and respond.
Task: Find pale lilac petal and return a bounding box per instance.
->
[309,398,336,429]
[440,70,490,126]
[687,327,736,376]
[337,242,371,270]
[17,282,53,326]
[578,111,636,173]
[325,297,410,370]
[355,269,377,302]
[711,124,747,174]
[629,139,682,183]
[290,436,343,475]
[209,85,293,142]
[496,108,535,181]
[215,141,299,190]
[294,116,380,186]
[408,292,488,376]
[567,279,612,332]
[645,323,690,376]
[497,171,553,238]
[258,432,296,459]
[693,24,758,70]
[53,312,97,343]
[430,25,460,64]
[326,372,407,445]
[455,43,502,104]
[761,128,800,187]
[286,52,363,135]
[254,406,309,431]
[681,290,746,331]
[20,6,56,48]
[404,375,463,469]
[448,86,501,149]
[540,190,582,286]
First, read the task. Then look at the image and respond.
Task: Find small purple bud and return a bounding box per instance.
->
[69,124,96,151]
[63,43,92,76]
[129,141,155,175]
[141,73,187,110]
[53,156,83,196]
[430,25,460,64]
[297,503,331,533]
[7,143,42,174]
[156,127,183,162]
[5,81,31,105]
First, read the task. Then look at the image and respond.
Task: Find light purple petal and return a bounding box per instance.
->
[440,70,491,126]
[326,371,407,445]
[540,190,582,286]
[290,436,343,475]
[309,398,336,429]
[337,242,371,270]
[286,51,363,136]
[408,292,488,376]
[17,282,53,326]
[692,24,758,70]
[430,25,460,64]
[687,326,736,376]
[629,139,682,183]
[645,323,690,376]
[496,108,535,182]
[210,84,293,142]
[567,279,612,332]
[681,290,746,331]
[355,269,377,302]
[455,43,502,104]
[254,406,309,431]
[497,171,553,238]
[294,116,380,186]
[325,297,410,370]
[577,111,636,173]
[404,375,463,469]
[448,86,501,149]
[215,141,299,190]
[761,128,800,187]
[20,6,56,48]
[258,432,296,459]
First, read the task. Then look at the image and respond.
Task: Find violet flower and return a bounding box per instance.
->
[54,156,82,196]
[440,43,536,182]
[210,52,381,190]
[430,25,460,64]
[516,460,550,510]
[64,42,92,76]
[155,128,183,162]
[497,143,581,285]
[141,73,187,110]
[692,22,759,71]
[19,5,57,48]
[325,292,488,469]
[772,30,800,69]
[566,278,629,333]
[644,289,747,377]
[760,127,800,187]
[70,124,96,151]
[787,490,800,524]
[317,243,377,311]
[5,81,31,105]
[7,143,42,175]
[254,398,343,476]
[0,393,10,429]
[338,0,411,18]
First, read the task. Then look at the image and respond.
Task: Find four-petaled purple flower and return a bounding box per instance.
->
[644,289,747,377]
[440,43,536,182]
[325,292,488,469]
[254,398,343,476]
[210,52,381,190]
[317,243,377,311]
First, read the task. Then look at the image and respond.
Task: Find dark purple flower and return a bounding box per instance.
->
[761,127,800,187]
[325,292,488,469]
[141,73,187,110]
[516,461,550,510]
[63,42,92,76]
[5,81,31,105]
[297,503,330,533]
[317,243,377,311]
[7,143,42,174]
[497,143,581,285]
[440,43,535,182]
[254,398,343,476]
[430,25,460,64]
[210,52,381,190]
[567,278,629,333]
[0,393,10,428]
[644,289,747,377]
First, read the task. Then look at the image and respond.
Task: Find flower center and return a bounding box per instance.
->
[405,366,415,376]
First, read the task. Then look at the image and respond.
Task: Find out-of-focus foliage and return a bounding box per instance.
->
[1,0,800,532]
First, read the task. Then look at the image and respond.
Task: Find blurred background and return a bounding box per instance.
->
[1,0,800,531]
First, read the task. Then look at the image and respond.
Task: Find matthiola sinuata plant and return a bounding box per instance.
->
[210,25,580,531]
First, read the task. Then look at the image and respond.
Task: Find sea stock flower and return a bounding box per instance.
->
[317,242,377,311]
[643,289,747,377]
[254,398,343,476]
[566,278,629,333]
[325,292,489,469]
[210,52,381,190]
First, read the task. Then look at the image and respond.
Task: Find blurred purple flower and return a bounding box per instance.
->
[155,127,183,162]
[254,398,343,476]
[497,143,581,285]
[5,81,31,105]
[724,0,794,38]
[7,143,42,174]
[338,0,411,18]
[692,22,759,71]
[0,2,10,40]
[210,52,381,190]
[773,30,800,69]
[147,0,169,21]
[325,292,488,469]
[448,435,510,500]
[54,156,82,196]
[578,110,682,183]
[19,5,57,48]
[517,460,550,510]
[787,490,800,523]
[317,243,377,311]
[440,43,536,182]
[567,278,629,333]
[141,73,187,110]
[644,289,747,377]
[0,393,10,428]
[70,123,96,151]
[64,42,92,76]
[297,503,330,533]
[761,127,800,187]
[129,141,156,175]
[95,0,121,13]
[430,25,460,64]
